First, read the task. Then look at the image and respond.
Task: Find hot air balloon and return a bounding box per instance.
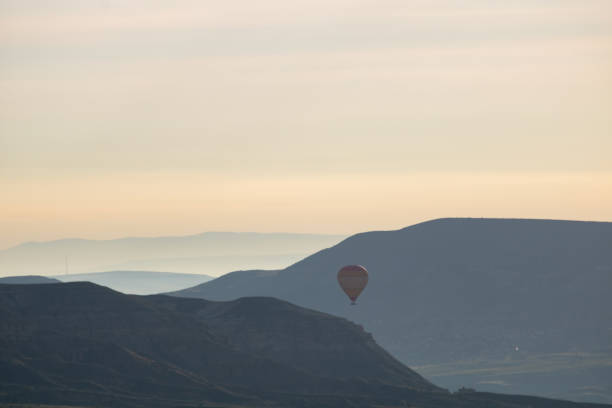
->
[337,265,368,305]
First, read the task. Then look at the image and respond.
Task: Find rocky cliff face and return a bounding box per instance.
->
[169,295,430,388]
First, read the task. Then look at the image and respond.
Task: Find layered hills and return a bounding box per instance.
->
[0,232,345,277]
[1,282,608,408]
[53,270,213,295]
[171,218,612,402]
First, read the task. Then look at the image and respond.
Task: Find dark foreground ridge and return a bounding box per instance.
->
[171,218,612,402]
[1,282,610,408]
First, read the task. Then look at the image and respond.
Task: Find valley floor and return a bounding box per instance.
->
[415,351,612,403]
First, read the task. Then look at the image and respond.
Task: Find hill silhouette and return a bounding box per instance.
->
[171,218,612,402]
[1,282,609,408]
[0,275,60,284]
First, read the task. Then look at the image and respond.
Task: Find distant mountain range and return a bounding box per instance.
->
[0,275,60,284]
[1,282,609,408]
[171,218,612,403]
[53,270,213,294]
[0,232,345,277]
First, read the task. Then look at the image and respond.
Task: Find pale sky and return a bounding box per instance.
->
[1,0,611,249]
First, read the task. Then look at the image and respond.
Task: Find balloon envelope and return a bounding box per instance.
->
[337,265,368,303]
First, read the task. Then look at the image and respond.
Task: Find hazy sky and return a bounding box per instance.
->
[1,0,611,249]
